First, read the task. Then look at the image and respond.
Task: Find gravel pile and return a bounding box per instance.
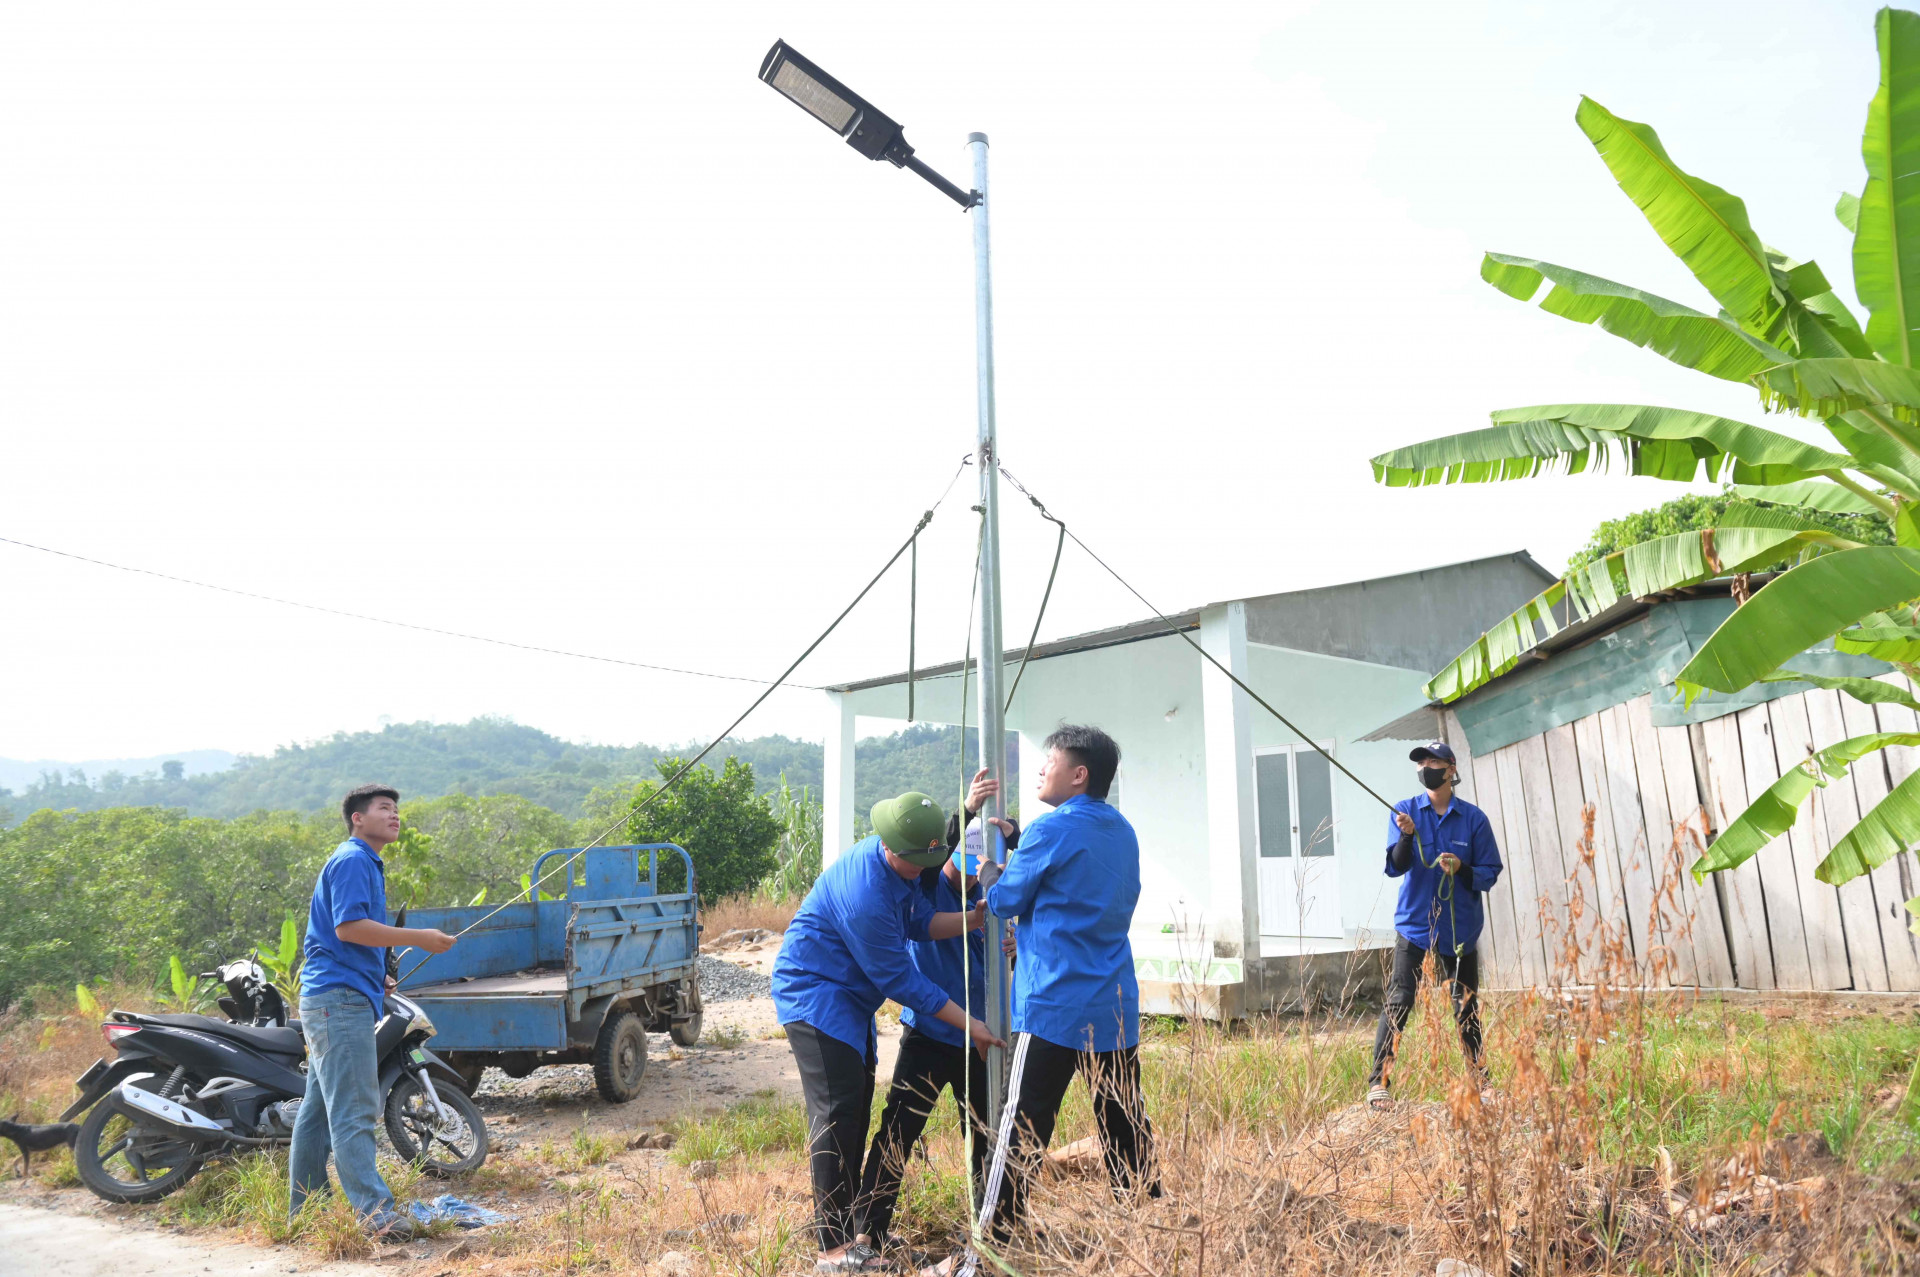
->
[697,954,772,1004]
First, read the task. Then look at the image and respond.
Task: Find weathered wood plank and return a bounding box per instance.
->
[1835,688,1920,991]
[1444,710,1514,988]
[1622,696,1696,985]
[1766,694,1855,989]
[1516,732,1573,986]
[1545,722,1604,982]
[1571,711,1633,966]
[1802,689,1890,991]
[1599,703,1663,979]
[1867,674,1920,989]
[1653,718,1737,987]
[1734,703,1814,989]
[1696,713,1774,989]
[1467,747,1530,987]
[1494,745,1550,987]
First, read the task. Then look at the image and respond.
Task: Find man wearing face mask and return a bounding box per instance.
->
[1367,741,1502,1113]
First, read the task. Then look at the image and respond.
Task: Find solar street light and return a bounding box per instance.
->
[757,39,1013,1134]
[758,40,977,209]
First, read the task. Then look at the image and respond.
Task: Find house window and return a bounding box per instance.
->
[1254,745,1336,858]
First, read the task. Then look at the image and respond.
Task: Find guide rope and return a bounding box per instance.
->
[993,464,1463,954]
[397,459,975,984]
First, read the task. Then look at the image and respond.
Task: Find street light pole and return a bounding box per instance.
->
[966,132,1012,1122]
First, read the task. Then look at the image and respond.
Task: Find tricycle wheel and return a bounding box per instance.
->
[669,1011,703,1048]
[594,1009,649,1102]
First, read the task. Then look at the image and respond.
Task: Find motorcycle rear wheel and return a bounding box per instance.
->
[75,1097,205,1203]
[385,1074,488,1176]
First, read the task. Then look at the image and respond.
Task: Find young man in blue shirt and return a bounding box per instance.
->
[772,791,1003,1274]
[857,771,1020,1257]
[1367,742,1504,1112]
[289,784,456,1237]
[975,725,1157,1248]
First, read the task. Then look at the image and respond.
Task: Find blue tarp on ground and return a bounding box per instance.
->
[405,1195,518,1228]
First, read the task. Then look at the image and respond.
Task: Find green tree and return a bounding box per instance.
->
[1369,8,1920,1111]
[623,757,781,903]
[1566,491,1893,571]
[401,792,578,906]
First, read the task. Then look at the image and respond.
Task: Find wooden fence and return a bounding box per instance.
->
[1445,674,1920,992]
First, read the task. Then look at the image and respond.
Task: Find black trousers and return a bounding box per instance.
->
[857,1023,990,1245]
[787,1021,876,1251]
[1368,934,1483,1089]
[985,1032,1159,1242]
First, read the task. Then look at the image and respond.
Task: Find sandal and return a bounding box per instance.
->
[817,1242,892,1273]
[1367,1085,1394,1112]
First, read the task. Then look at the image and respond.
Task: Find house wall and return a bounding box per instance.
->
[837,634,1435,960]
[1448,680,1920,992]
[1244,643,1432,945]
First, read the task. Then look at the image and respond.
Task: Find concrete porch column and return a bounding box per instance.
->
[1199,602,1260,967]
[823,692,856,867]
[1017,729,1046,825]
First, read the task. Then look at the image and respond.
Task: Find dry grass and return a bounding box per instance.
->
[702,894,799,944]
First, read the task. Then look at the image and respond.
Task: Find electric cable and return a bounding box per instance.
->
[0,534,815,689]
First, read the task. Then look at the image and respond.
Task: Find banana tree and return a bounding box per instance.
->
[1371,9,1920,953]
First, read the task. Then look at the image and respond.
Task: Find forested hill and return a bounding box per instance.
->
[0,718,1009,823]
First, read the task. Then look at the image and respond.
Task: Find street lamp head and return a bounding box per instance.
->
[759,40,912,167]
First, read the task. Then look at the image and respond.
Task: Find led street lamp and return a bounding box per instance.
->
[758,40,976,209]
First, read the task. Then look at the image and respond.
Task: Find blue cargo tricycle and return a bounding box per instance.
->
[391,844,701,1102]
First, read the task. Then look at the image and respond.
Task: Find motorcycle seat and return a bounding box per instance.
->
[134,1013,307,1057]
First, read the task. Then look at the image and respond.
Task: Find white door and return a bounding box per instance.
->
[1254,745,1342,938]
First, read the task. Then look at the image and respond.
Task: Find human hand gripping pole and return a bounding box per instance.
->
[396,462,975,987]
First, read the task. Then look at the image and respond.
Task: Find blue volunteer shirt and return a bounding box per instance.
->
[301,837,390,1013]
[986,794,1140,1053]
[772,836,954,1063]
[1386,793,1503,955]
[898,868,987,1049]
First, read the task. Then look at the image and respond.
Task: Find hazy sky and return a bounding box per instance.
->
[0,1,1890,761]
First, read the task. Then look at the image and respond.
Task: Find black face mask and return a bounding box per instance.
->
[1419,765,1451,791]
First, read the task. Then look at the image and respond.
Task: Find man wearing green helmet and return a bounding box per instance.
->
[772,791,1007,1274]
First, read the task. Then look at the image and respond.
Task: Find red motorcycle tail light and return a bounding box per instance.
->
[100,1022,139,1048]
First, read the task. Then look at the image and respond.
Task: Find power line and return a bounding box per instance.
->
[1,534,810,687]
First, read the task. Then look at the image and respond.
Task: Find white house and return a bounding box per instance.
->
[820,552,1555,1017]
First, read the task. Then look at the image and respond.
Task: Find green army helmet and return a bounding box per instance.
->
[871,791,949,868]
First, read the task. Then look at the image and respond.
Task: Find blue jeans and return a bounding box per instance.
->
[289,986,396,1225]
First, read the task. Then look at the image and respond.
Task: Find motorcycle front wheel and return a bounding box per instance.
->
[75,1096,205,1203]
[384,1073,488,1176]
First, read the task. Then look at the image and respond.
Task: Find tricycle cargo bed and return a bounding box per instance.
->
[390,845,703,1099]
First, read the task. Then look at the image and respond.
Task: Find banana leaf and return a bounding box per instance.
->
[1856,7,1920,365]
[1575,97,1781,333]
[1423,526,1829,701]
[1688,730,1920,880]
[1820,762,1920,883]
[1756,357,1920,428]
[1835,610,1920,662]
[1758,668,1920,713]
[1729,479,1886,515]
[1371,403,1853,488]
[1481,253,1786,382]
[1822,412,1920,493]
[1910,894,1920,938]
[1839,191,1862,233]
[1676,547,1920,695]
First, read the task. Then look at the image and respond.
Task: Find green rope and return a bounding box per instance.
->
[1003,514,1064,715]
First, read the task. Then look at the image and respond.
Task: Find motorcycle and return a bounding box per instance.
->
[62,957,489,1204]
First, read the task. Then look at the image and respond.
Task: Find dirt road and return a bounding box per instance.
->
[0,1201,385,1277]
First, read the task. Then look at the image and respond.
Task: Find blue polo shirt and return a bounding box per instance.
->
[1385,793,1503,955]
[986,794,1140,1053]
[899,867,987,1049]
[772,836,954,1063]
[301,837,390,1013]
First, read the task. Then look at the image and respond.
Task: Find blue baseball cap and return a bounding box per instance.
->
[952,848,980,874]
[1409,741,1457,764]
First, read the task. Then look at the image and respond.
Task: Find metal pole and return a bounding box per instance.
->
[967,131,1012,1131]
